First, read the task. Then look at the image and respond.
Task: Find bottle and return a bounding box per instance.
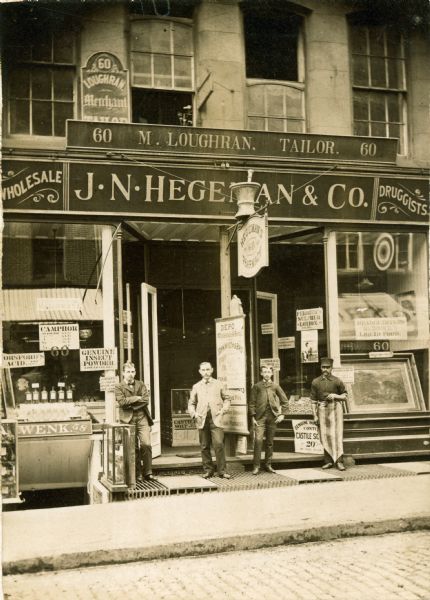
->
[58,382,65,402]
[66,386,74,402]
[41,387,48,402]
[50,387,57,402]
[31,383,40,403]
[25,389,32,403]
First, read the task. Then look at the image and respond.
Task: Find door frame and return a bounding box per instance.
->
[256,291,279,383]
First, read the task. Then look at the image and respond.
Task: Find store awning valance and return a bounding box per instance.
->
[1,288,103,322]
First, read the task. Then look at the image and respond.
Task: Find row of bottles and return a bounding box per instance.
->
[25,382,74,403]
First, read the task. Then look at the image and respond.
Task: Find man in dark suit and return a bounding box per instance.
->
[115,361,157,482]
[249,365,288,475]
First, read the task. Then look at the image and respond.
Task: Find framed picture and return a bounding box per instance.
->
[340,354,425,413]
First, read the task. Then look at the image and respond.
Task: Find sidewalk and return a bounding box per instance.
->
[3,462,430,575]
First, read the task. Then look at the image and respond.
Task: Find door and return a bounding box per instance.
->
[256,291,279,383]
[141,283,161,458]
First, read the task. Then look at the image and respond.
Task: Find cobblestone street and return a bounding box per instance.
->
[3,531,430,600]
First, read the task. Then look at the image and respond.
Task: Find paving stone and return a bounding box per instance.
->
[277,467,342,482]
[378,461,430,475]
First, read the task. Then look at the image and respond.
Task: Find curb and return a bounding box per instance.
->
[4,515,430,575]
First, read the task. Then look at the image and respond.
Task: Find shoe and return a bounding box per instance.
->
[202,471,214,479]
[136,475,143,483]
[252,467,260,476]
[264,465,277,474]
[322,462,334,470]
[144,474,158,482]
[336,462,346,471]
[218,473,231,479]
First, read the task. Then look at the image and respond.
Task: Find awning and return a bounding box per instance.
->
[1,288,104,321]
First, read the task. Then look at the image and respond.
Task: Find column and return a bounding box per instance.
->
[324,228,341,366]
[102,226,116,423]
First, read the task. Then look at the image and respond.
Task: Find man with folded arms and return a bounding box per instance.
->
[311,357,348,471]
[115,361,157,483]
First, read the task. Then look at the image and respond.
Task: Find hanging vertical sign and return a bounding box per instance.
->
[237,213,269,278]
[81,52,130,123]
[215,315,248,434]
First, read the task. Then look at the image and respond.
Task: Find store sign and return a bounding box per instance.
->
[81,53,130,123]
[67,121,398,163]
[18,420,92,438]
[296,308,324,331]
[39,323,80,351]
[237,214,269,278]
[2,352,45,369]
[278,336,295,349]
[215,315,246,390]
[292,420,324,454]
[3,160,428,225]
[80,347,118,371]
[355,317,407,340]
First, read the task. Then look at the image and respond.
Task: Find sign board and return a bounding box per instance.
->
[301,330,319,363]
[261,323,274,335]
[99,375,119,392]
[3,159,429,226]
[37,297,82,313]
[260,357,280,371]
[2,353,45,369]
[354,317,407,340]
[332,368,355,384]
[278,336,295,350]
[368,351,394,359]
[292,419,323,454]
[215,315,247,390]
[39,323,80,351]
[81,53,130,123]
[67,121,398,163]
[222,405,249,435]
[296,308,324,331]
[237,213,269,278]
[80,347,118,371]
[123,331,134,349]
[18,420,92,437]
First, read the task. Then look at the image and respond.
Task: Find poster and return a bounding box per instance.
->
[301,330,319,363]
[39,323,80,351]
[80,348,118,372]
[215,315,246,390]
[2,353,45,369]
[354,317,407,340]
[296,307,324,330]
[292,419,323,454]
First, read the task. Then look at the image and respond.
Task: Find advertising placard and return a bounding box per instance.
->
[261,323,274,335]
[260,358,280,371]
[292,419,324,454]
[215,315,246,390]
[99,375,119,392]
[301,330,319,363]
[296,308,324,331]
[39,323,80,351]
[278,336,295,349]
[2,353,45,369]
[222,405,249,435]
[80,348,118,372]
[81,52,130,123]
[237,213,269,278]
[354,317,407,340]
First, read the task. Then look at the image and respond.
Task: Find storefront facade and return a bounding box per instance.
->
[1,0,429,501]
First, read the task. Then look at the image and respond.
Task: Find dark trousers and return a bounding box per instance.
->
[199,410,226,475]
[253,407,277,468]
[130,410,152,477]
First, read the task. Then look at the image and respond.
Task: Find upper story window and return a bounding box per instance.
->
[130,17,194,125]
[350,24,407,153]
[244,9,305,133]
[4,16,76,138]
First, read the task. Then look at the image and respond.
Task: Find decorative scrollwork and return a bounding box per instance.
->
[17,188,60,205]
[377,201,410,218]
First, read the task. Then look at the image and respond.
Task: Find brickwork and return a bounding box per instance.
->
[4,532,430,600]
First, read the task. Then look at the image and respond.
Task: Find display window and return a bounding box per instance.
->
[337,230,429,406]
[1,222,116,420]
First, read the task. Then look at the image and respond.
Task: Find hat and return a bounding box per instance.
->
[320,357,333,367]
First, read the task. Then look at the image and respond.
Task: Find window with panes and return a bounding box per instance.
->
[350,24,406,153]
[244,11,305,133]
[5,20,76,138]
[130,18,194,125]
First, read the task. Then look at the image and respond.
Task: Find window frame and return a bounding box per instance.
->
[5,29,77,142]
[350,24,408,155]
[246,80,306,133]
